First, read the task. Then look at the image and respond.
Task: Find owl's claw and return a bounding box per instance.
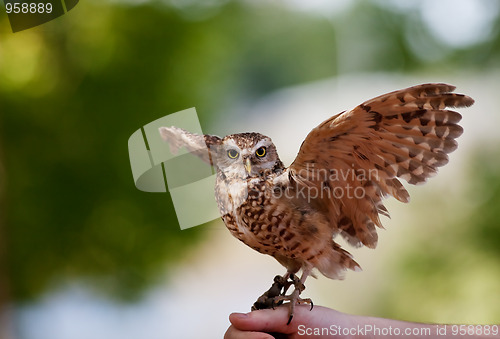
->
[284,273,313,324]
[252,273,313,325]
[273,287,313,325]
[251,275,287,311]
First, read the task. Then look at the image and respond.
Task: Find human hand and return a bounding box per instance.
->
[224,305,358,339]
[224,305,487,339]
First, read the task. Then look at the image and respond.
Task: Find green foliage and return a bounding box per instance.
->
[375,148,500,323]
[0,1,339,302]
[466,150,500,256]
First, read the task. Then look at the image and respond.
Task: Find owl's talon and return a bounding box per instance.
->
[251,275,287,311]
[271,286,313,325]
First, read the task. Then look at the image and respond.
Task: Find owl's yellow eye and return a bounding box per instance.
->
[227,149,239,159]
[255,146,266,157]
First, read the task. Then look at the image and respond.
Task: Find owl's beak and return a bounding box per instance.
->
[244,158,252,175]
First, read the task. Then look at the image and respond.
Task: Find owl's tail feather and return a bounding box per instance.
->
[316,243,361,280]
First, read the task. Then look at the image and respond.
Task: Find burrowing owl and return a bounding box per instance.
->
[160,83,474,323]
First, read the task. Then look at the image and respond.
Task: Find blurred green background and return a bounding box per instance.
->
[0,0,499,338]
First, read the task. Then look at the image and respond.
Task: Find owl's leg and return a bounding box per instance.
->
[280,271,293,294]
[273,268,314,325]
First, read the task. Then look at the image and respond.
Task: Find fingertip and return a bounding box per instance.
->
[225,324,274,339]
[230,308,293,333]
[229,312,249,325]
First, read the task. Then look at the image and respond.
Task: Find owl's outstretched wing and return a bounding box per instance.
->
[159,126,221,165]
[288,83,474,248]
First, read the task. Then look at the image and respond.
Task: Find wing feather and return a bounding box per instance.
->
[288,83,474,248]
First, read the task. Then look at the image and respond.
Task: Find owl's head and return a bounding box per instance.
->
[214,132,284,179]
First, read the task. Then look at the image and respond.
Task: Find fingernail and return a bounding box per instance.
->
[232,312,249,319]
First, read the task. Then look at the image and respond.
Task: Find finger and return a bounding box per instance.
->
[224,324,275,339]
[229,306,310,333]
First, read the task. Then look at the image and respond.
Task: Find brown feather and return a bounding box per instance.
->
[290,83,474,248]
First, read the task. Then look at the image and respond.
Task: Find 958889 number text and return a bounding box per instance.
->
[6,2,53,14]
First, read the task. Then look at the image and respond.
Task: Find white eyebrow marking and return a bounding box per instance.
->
[224,139,239,149]
[253,139,271,151]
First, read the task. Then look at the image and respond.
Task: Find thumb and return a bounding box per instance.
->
[229,306,312,334]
